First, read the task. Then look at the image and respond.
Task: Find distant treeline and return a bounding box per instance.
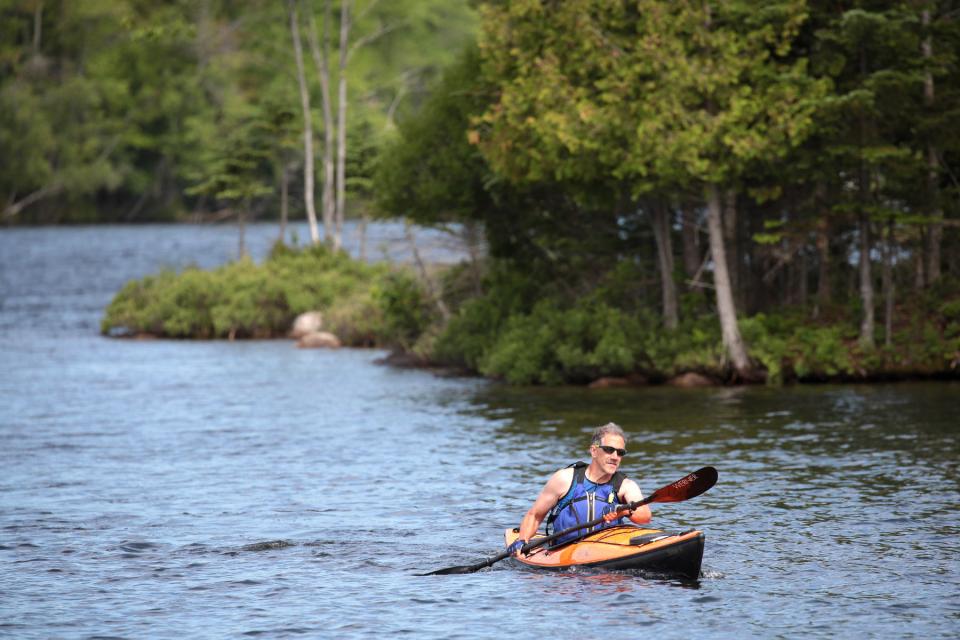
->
[0,0,476,233]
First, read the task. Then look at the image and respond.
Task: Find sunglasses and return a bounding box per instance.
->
[596,444,627,457]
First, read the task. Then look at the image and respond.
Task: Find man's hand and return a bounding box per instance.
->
[603,508,631,523]
[506,539,528,556]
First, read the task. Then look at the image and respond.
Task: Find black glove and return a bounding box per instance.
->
[506,539,527,556]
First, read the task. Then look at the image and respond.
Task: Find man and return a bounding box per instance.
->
[507,422,651,555]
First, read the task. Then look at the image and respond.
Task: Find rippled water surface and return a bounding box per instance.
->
[1,224,958,638]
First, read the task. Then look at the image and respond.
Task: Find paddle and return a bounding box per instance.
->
[420,466,718,576]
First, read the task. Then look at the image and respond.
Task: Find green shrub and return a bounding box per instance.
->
[102,245,394,344]
[479,304,564,384]
[433,265,540,369]
[161,268,218,338]
[208,259,291,338]
[650,318,723,376]
[939,299,960,323]
[470,300,644,385]
[376,272,436,349]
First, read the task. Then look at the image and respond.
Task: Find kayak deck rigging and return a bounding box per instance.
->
[504,525,705,578]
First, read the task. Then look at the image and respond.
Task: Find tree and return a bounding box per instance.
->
[475,0,826,378]
[0,0,477,224]
[0,1,127,221]
[187,115,275,257]
[306,0,337,246]
[294,0,478,250]
[288,0,321,243]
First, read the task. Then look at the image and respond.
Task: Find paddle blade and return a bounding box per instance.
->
[420,564,479,576]
[649,466,717,504]
[418,550,511,576]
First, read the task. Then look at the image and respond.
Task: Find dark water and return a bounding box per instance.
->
[1,224,958,639]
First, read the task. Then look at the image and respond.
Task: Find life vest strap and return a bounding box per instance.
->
[545,461,626,535]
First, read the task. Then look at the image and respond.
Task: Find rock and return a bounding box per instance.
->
[588,374,649,389]
[289,311,324,339]
[667,372,716,388]
[375,350,431,368]
[296,331,341,349]
[588,377,630,389]
[241,540,296,552]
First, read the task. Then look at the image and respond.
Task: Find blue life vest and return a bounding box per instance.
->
[546,462,628,545]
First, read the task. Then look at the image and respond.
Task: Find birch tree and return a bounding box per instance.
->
[287,0,321,244]
[306,0,337,246]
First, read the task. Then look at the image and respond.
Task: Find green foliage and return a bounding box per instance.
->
[1,0,478,222]
[433,264,541,370]
[476,0,827,194]
[376,272,437,350]
[425,256,960,386]
[374,45,493,225]
[645,320,723,377]
[475,300,644,385]
[102,245,396,342]
[739,314,855,383]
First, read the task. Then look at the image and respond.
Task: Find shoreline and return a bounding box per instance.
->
[102,332,960,387]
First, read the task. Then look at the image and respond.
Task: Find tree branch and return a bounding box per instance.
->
[347,21,405,62]
[3,183,63,219]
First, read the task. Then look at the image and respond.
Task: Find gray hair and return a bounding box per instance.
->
[591,422,627,446]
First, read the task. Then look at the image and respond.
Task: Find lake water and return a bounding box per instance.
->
[1,223,958,638]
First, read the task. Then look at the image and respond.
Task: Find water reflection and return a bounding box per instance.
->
[465,383,960,471]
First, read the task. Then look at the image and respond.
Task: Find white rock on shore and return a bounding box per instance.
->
[296,331,342,349]
[289,311,324,339]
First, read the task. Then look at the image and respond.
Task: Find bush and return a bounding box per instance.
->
[102,245,399,344]
[433,265,540,370]
[376,272,437,350]
[445,299,645,385]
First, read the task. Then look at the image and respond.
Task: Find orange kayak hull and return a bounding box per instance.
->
[504,525,705,578]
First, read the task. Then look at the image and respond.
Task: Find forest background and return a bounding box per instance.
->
[3,0,960,386]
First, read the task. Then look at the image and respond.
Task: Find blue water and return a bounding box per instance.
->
[1,224,958,638]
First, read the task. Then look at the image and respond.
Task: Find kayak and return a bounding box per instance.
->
[503,525,705,578]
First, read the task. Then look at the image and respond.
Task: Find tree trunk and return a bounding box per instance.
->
[706,184,752,378]
[723,189,739,306]
[814,213,831,318]
[238,206,247,259]
[334,0,351,252]
[463,221,485,296]
[681,204,701,282]
[279,162,289,243]
[650,201,678,329]
[858,207,875,348]
[406,220,450,322]
[798,248,808,309]
[287,1,320,244]
[914,243,925,289]
[358,213,368,261]
[882,218,895,349]
[923,9,942,285]
[857,44,875,349]
[307,0,337,246]
[33,1,43,53]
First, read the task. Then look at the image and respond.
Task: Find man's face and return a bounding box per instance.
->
[591,434,626,475]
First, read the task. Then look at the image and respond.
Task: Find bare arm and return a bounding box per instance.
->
[619,478,652,524]
[516,468,573,545]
